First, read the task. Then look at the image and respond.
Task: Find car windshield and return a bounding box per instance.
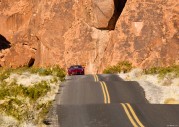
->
[70,65,82,69]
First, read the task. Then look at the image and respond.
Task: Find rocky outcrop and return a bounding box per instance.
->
[0,0,178,73]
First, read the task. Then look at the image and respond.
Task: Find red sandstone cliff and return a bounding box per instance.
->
[0,0,178,73]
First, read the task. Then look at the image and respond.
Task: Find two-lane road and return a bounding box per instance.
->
[55,74,179,127]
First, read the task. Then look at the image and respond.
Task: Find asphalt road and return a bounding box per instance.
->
[55,74,179,127]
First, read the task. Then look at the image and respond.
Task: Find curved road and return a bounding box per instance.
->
[54,74,179,127]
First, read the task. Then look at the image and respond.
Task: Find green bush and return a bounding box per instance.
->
[0,68,12,81]
[0,98,53,122]
[0,98,25,121]
[0,80,51,122]
[0,81,50,101]
[24,81,50,101]
[49,66,66,81]
[28,66,66,81]
[144,65,179,77]
[103,61,133,74]
[36,101,52,121]
[0,81,22,100]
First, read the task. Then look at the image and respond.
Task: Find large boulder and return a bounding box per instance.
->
[92,0,114,29]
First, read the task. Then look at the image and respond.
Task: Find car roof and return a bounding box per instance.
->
[70,65,82,68]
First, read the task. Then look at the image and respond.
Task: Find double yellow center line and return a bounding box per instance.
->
[94,74,99,82]
[121,103,145,127]
[93,74,144,127]
[93,75,110,104]
[100,81,111,104]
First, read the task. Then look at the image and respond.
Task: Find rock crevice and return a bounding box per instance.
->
[0,34,11,50]
[107,0,127,30]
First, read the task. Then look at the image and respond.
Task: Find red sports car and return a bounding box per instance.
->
[68,65,85,75]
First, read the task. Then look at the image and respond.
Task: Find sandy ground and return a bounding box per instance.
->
[118,69,179,104]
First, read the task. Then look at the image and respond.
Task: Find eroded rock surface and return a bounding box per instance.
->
[0,0,178,73]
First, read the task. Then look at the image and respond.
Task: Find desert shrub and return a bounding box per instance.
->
[28,66,66,81]
[0,81,50,101]
[0,66,65,101]
[0,81,24,99]
[103,61,133,74]
[0,66,65,125]
[0,80,52,123]
[0,98,53,123]
[144,65,179,77]
[48,66,66,81]
[0,68,12,81]
[36,101,53,121]
[0,98,24,121]
[50,77,58,83]
[0,88,9,100]
[0,66,66,81]
[24,81,50,101]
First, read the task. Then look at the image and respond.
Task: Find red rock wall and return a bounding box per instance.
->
[0,0,178,73]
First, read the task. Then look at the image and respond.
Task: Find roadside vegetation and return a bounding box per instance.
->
[103,61,133,74]
[103,61,179,78]
[144,65,179,78]
[0,66,66,126]
[0,66,66,81]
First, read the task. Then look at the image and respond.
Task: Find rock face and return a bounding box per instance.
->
[0,0,178,73]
